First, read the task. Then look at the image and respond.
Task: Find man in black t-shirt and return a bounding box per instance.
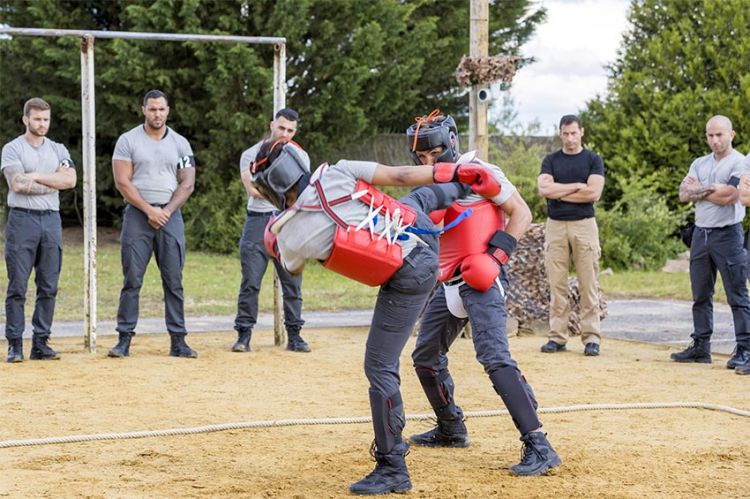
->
[537,115,605,356]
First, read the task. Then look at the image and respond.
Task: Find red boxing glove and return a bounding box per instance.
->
[460,253,500,292]
[457,164,501,199]
[264,215,281,260]
[433,162,459,183]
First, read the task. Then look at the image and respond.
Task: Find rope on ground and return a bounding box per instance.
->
[1,401,748,449]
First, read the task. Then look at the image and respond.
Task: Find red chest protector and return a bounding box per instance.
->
[438,200,505,282]
[312,170,417,287]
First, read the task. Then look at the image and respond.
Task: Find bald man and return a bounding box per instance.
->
[673,115,750,371]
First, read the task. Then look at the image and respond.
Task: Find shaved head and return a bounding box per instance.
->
[706,115,733,132]
[705,115,735,159]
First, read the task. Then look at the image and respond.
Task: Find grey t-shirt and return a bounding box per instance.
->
[1,135,73,211]
[240,140,311,213]
[278,160,418,273]
[113,125,194,205]
[687,149,746,228]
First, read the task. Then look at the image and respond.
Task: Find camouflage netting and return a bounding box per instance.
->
[505,223,608,336]
[455,54,520,86]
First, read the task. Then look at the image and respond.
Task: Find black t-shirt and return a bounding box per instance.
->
[540,148,605,221]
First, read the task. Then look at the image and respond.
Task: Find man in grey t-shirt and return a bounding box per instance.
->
[231,108,311,353]
[107,89,197,359]
[1,97,77,363]
[674,115,750,370]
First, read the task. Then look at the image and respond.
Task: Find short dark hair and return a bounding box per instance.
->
[559,114,582,130]
[24,97,50,116]
[143,89,169,107]
[275,107,299,123]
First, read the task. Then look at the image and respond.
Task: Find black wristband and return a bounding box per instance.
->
[488,230,517,258]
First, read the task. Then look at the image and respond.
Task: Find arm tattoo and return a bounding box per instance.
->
[3,165,56,195]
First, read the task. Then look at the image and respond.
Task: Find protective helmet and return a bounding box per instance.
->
[251,140,309,210]
[406,109,459,164]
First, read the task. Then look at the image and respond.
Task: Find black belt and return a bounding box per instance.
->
[247,210,274,217]
[696,223,741,231]
[150,203,168,208]
[10,207,55,215]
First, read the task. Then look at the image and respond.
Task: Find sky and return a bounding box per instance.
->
[497,0,631,134]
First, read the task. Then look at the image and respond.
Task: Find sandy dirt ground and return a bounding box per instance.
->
[1,328,748,498]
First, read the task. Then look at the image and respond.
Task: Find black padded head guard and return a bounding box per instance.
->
[405,109,459,165]
[251,140,309,210]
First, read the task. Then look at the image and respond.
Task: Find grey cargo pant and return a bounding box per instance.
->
[116,204,187,336]
[234,211,304,333]
[4,208,62,340]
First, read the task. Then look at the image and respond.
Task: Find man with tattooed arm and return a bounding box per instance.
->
[1,97,77,363]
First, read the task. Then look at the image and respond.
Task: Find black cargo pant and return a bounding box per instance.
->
[116,204,187,336]
[690,223,750,343]
[4,208,62,340]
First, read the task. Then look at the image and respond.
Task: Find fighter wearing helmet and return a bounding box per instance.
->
[406,110,562,476]
[251,138,504,495]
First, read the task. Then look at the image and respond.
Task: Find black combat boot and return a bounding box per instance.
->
[726,342,750,369]
[108,333,133,358]
[231,329,252,352]
[6,338,24,363]
[169,334,197,358]
[510,431,562,476]
[349,441,412,495]
[670,338,711,363]
[286,327,311,353]
[736,360,750,375]
[409,417,470,448]
[29,336,60,360]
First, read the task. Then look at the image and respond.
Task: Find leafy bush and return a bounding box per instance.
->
[598,173,686,270]
[488,136,551,222]
[182,174,247,254]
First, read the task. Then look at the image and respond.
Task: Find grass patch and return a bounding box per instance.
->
[0,234,378,322]
[0,229,718,322]
[600,270,726,303]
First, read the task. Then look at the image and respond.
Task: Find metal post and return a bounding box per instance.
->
[469,0,489,159]
[272,42,287,347]
[0,26,286,350]
[80,35,97,352]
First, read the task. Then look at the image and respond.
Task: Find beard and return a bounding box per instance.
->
[146,119,165,130]
[28,126,48,137]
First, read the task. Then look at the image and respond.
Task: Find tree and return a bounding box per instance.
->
[581,0,750,211]
[0,0,545,251]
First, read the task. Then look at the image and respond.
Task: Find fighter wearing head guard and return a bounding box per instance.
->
[251,138,503,495]
[406,110,562,476]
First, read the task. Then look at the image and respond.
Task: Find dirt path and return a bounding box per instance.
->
[1,329,748,498]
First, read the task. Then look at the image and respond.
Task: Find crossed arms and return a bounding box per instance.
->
[3,163,76,195]
[679,176,738,205]
[537,174,604,204]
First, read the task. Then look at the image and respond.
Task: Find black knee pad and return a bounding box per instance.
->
[489,366,541,435]
[369,388,405,453]
[415,367,462,420]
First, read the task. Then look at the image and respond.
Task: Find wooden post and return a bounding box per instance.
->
[464,0,489,339]
[272,43,287,347]
[80,34,97,352]
[469,0,489,160]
